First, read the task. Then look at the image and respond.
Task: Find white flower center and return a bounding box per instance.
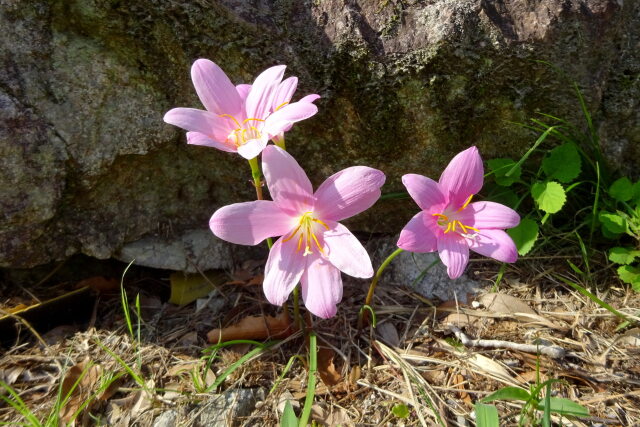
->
[283,212,330,256]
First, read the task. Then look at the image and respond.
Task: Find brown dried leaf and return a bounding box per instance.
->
[442,312,482,328]
[317,348,341,386]
[377,322,400,347]
[206,311,292,343]
[479,293,536,315]
[59,360,103,423]
[76,276,119,293]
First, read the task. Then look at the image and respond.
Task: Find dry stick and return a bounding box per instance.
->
[448,326,567,359]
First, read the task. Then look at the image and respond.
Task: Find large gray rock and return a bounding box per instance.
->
[1,0,638,268]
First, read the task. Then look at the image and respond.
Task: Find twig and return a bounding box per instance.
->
[448,326,566,359]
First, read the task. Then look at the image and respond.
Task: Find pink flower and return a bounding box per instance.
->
[163,59,319,159]
[210,145,385,318]
[397,146,520,279]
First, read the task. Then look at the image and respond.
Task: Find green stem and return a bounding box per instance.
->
[248,157,273,249]
[248,157,264,200]
[293,286,302,330]
[298,331,317,427]
[358,248,404,328]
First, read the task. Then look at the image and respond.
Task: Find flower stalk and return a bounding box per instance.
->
[358,247,404,329]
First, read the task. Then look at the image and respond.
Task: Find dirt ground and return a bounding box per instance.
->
[1,253,639,426]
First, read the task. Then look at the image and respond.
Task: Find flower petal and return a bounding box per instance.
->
[186,131,237,153]
[439,146,484,208]
[298,94,321,104]
[263,101,318,136]
[468,229,518,263]
[458,201,520,229]
[437,233,469,279]
[236,84,251,102]
[401,174,447,212]
[262,145,314,213]
[191,59,241,116]
[263,237,306,306]
[314,166,386,222]
[246,65,286,120]
[397,211,440,253]
[236,136,269,160]
[209,200,294,245]
[272,77,298,110]
[300,252,343,318]
[322,221,373,278]
[163,108,231,140]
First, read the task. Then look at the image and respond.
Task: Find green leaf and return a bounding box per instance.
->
[631,181,640,205]
[391,403,410,419]
[488,158,521,187]
[609,177,634,202]
[537,397,589,417]
[531,181,566,214]
[599,211,627,235]
[609,247,640,265]
[617,265,640,291]
[542,143,581,183]
[507,218,539,256]
[280,401,298,427]
[474,403,499,427]
[480,386,530,403]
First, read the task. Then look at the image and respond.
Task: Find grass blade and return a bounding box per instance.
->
[298,332,317,427]
[475,403,499,427]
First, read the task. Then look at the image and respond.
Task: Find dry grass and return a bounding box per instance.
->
[1,255,639,426]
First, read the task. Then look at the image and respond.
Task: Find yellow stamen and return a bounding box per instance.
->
[457,194,474,211]
[242,117,265,124]
[444,222,453,233]
[274,101,289,111]
[219,114,241,128]
[312,218,330,230]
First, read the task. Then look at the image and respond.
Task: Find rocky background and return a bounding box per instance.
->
[1,0,638,271]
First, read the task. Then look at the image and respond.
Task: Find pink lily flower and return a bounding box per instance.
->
[163,59,319,159]
[397,146,520,279]
[210,145,385,318]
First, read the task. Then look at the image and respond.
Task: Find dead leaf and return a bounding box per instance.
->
[479,293,536,315]
[169,271,227,306]
[453,373,472,406]
[246,274,264,286]
[479,293,565,330]
[311,403,352,426]
[619,327,640,347]
[348,365,361,385]
[442,312,482,328]
[76,276,119,293]
[0,366,24,385]
[59,360,103,423]
[206,311,292,343]
[317,348,341,386]
[377,322,400,347]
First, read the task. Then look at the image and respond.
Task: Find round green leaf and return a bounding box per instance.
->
[541,143,581,183]
[617,265,640,291]
[392,404,410,419]
[531,181,566,214]
[507,218,539,256]
[609,177,633,202]
[488,158,521,187]
[598,211,627,235]
[608,247,640,265]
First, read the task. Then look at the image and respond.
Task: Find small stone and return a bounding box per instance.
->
[153,410,177,427]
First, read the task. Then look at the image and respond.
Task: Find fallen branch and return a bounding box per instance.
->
[448,326,566,359]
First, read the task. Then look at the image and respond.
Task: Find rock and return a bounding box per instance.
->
[153,410,178,427]
[194,388,265,427]
[372,237,480,303]
[1,0,638,268]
